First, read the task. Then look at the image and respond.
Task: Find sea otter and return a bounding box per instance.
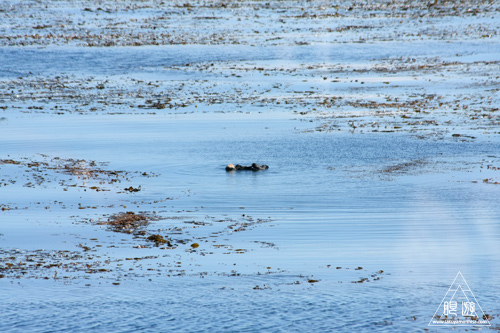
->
[225,163,269,172]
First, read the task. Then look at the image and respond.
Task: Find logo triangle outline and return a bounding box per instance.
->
[428,271,491,326]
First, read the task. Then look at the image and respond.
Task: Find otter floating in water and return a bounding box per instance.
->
[225,163,269,172]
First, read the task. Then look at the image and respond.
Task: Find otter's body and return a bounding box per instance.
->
[226,163,269,172]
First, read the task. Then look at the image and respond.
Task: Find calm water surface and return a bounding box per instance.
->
[1,2,500,331]
[2,110,500,331]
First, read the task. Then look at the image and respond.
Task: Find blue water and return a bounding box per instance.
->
[2,110,499,331]
[1,1,500,331]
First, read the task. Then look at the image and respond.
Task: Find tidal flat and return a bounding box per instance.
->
[1,0,500,331]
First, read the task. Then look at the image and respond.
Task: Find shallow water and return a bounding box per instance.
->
[1,0,500,331]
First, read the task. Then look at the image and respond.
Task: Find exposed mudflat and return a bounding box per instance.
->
[1,0,500,331]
